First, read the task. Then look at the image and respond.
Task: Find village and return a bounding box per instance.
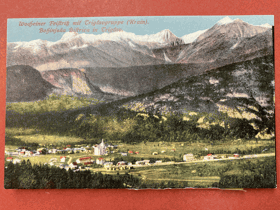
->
[5,139,274,174]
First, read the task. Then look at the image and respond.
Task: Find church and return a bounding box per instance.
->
[93,139,107,156]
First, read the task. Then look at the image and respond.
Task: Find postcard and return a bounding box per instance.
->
[4,16,276,189]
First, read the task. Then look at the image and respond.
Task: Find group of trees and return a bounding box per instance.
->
[4,160,188,189]
[4,160,140,189]
[217,157,276,188]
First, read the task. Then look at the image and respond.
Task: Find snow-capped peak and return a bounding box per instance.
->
[216,16,234,25]
[181,29,208,44]
[259,23,272,28]
[61,32,79,40]
[59,29,178,46]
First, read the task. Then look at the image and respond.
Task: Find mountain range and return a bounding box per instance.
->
[6,17,274,103]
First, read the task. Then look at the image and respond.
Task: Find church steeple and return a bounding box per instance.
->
[100,139,105,147]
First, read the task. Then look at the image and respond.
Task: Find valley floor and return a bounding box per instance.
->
[5,128,276,188]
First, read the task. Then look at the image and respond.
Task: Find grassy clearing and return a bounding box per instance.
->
[96,156,274,187]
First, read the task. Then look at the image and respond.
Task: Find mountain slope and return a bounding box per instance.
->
[6,65,56,102]
[177,25,272,70]
[83,63,207,96]
[119,55,274,115]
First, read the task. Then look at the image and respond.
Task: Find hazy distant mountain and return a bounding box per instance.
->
[7,17,272,71]
[7,29,182,71]
[6,17,274,102]
[177,17,273,69]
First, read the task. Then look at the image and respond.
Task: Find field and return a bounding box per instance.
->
[5,125,275,188]
[89,157,275,188]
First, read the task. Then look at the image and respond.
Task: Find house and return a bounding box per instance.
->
[19,151,25,155]
[117,161,127,166]
[76,157,91,164]
[155,160,162,164]
[204,154,218,160]
[143,160,150,165]
[104,162,113,169]
[183,154,194,162]
[152,152,158,155]
[128,151,133,154]
[161,150,166,153]
[48,149,57,154]
[93,139,107,155]
[25,151,34,156]
[13,159,21,164]
[135,151,139,155]
[6,157,13,162]
[135,161,145,165]
[171,149,176,152]
[66,145,71,148]
[69,162,78,169]
[60,156,66,162]
[234,154,240,158]
[96,157,105,165]
[121,152,128,156]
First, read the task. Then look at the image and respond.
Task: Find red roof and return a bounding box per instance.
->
[128,151,133,154]
[79,157,91,160]
[98,158,104,160]
[135,151,139,154]
[60,156,66,159]
[72,162,77,165]
[84,162,93,165]
[6,157,13,159]
[20,151,25,154]
[67,145,71,147]
[207,154,212,156]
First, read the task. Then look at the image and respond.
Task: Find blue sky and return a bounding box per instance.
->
[7,16,274,43]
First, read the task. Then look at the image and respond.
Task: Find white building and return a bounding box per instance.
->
[183,154,195,162]
[204,154,218,160]
[6,157,13,162]
[104,162,113,169]
[13,159,21,164]
[48,149,57,154]
[60,156,66,162]
[96,158,105,165]
[93,139,107,156]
